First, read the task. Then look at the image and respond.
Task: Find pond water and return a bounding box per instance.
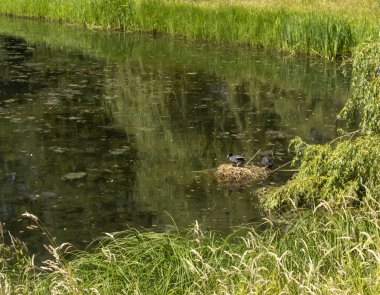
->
[0,17,350,252]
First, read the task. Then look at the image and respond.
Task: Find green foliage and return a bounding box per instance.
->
[263,41,380,211]
[262,136,380,209]
[3,206,380,294]
[339,42,380,133]
[262,135,380,210]
[0,0,379,58]
[54,212,380,294]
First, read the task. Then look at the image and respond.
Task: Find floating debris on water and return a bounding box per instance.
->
[265,130,288,140]
[215,164,269,185]
[3,99,16,104]
[62,172,87,180]
[42,191,58,198]
[68,116,82,120]
[50,146,67,153]
[110,146,130,155]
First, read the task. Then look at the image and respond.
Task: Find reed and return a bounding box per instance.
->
[0,0,379,58]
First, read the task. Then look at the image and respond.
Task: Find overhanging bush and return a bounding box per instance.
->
[262,41,380,210]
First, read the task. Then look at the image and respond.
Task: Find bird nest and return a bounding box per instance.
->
[215,164,269,185]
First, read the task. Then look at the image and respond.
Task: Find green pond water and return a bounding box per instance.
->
[0,17,350,252]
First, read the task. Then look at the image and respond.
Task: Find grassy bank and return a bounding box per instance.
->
[2,205,380,294]
[0,0,379,58]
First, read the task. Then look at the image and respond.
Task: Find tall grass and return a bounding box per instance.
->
[0,0,379,58]
[2,201,380,294]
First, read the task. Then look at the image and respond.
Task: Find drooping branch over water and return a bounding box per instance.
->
[339,42,380,133]
[262,41,380,211]
[261,134,380,210]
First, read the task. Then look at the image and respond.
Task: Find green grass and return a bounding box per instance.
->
[2,203,380,294]
[0,0,379,58]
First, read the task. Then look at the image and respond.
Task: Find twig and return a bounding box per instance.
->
[328,129,361,145]
[192,168,214,173]
[271,160,293,172]
[245,149,261,166]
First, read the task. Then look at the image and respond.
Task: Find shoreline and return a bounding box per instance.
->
[1,2,380,293]
[0,0,379,58]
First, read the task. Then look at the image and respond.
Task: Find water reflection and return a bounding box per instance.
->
[0,17,350,251]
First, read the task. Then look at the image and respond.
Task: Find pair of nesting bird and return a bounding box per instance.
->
[227,153,273,168]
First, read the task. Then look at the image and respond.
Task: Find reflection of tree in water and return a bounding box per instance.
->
[0,25,352,252]
[0,35,34,98]
[100,58,348,230]
[0,40,160,251]
[0,35,33,61]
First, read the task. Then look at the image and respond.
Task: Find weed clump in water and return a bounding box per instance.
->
[216,163,269,185]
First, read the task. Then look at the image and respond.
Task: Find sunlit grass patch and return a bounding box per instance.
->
[40,205,380,294]
[192,0,380,17]
[0,0,379,58]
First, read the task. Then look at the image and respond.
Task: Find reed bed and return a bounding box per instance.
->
[2,202,380,294]
[0,0,379,58]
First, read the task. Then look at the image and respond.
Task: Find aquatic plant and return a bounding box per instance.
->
[0,0,379,58]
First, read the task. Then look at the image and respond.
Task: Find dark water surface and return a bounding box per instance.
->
[0,17,350,252]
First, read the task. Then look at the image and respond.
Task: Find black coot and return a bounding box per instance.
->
[261,155,273,168]
[227,153,245,167]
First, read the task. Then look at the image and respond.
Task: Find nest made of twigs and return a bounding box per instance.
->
[215,164,269,185]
